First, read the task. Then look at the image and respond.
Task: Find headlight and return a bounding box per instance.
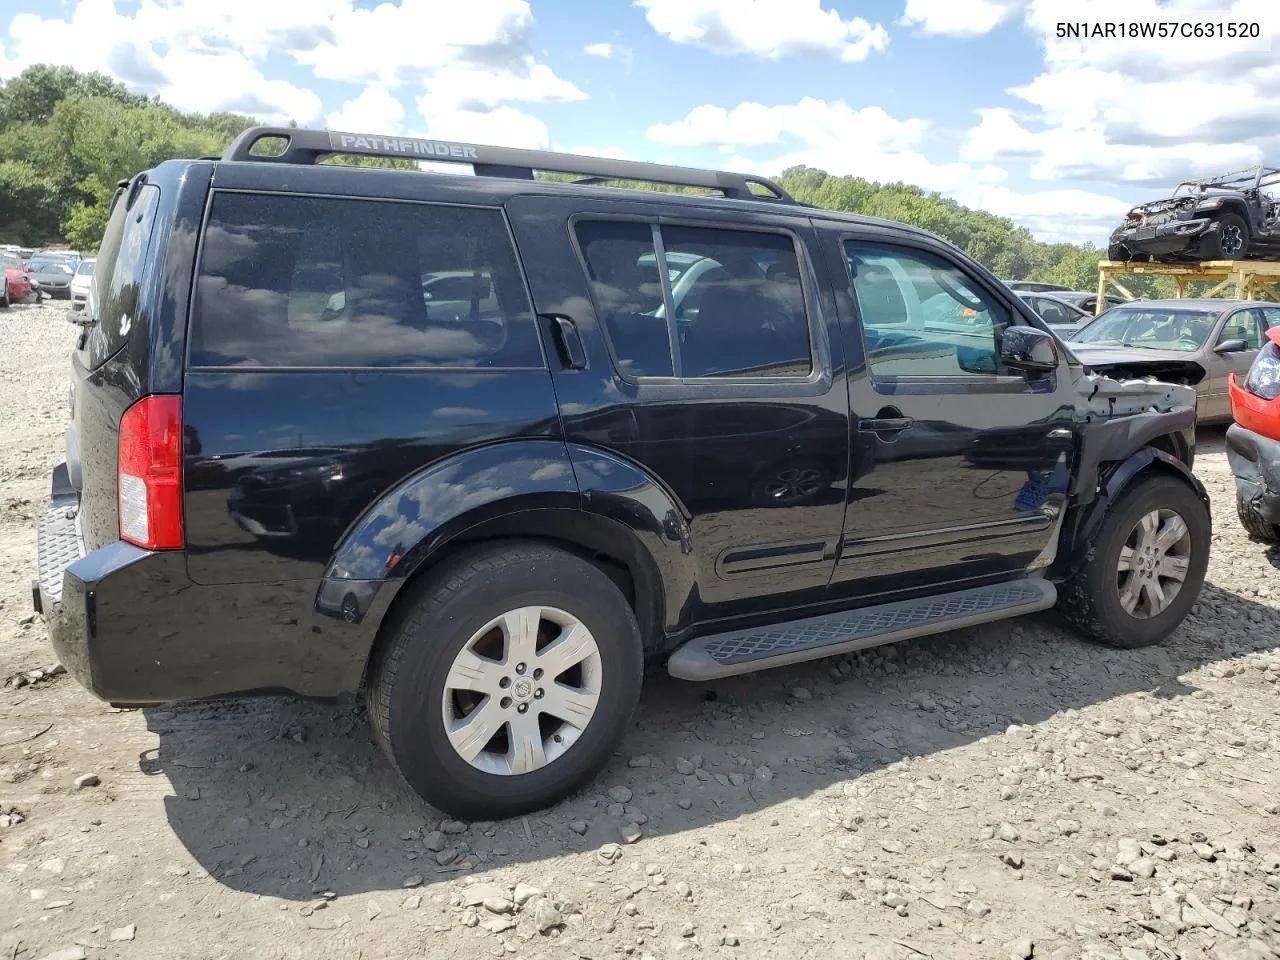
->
[1245,342,1280,400]
[1197,197,1224,210]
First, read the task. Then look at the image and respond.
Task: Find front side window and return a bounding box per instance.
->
[190,193,542,369]
[575,220,812,380]
[1218,309,1263,350]
[845,242,1010,378]
[1259,306,1280,331]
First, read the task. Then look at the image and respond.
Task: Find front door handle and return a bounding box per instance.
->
[859,416,914,432]
[543,314,587,370]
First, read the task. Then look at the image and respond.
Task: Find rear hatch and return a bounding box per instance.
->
[67,176,165,551]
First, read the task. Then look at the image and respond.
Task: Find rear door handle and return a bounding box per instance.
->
[859,417,914,432]
[543,314,587,370]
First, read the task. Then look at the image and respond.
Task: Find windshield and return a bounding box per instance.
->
[1071,307,1217,351]
[76,260,96,277]
[31,261,72,275]
[0,256,20,271]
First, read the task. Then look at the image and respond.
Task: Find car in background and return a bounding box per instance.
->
[1017,292,1093,336]
[1004,280,1071,293]
[1048,290,1129,316]
[69,257,96,314]
[1,253,34,307]
[27,259,75,298]
[1109,166,1280,263]
[1227,327,1280,541]
[1067,298,1280,423]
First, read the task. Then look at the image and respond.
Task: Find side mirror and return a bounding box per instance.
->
[1000,325,1059,373]
[1214,338,1247,354]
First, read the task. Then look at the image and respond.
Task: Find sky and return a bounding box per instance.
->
[1,0,1276,245]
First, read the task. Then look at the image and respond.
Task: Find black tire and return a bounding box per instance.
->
[1107,241,1130,262]
[1058,474,1209,649]
[1236,491,1280,542]
[366,542,643,818]
[0,284,9,309]
[1199,212,1249,260]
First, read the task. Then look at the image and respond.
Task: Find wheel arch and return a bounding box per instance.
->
[1056,442,1209,580]
[315,439,697,691]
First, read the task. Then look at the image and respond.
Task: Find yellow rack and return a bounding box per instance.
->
[1095,259,1280,314]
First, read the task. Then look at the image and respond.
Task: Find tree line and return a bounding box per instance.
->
[0,64,1155,295]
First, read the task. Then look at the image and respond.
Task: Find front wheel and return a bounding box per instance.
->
[1200,212,1249,260]
[366,543,643,818]
[1058,474,1209,648]
[0,284,9,309]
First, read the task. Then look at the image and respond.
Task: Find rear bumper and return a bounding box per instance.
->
[1226,423,1280,525]
[35,463,375,705]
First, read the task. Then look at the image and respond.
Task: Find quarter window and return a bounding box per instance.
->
[575,220,812,379]
[844,242,1011,378]
[190,194,541,369]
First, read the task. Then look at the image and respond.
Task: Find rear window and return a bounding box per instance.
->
[189,193,542,369]
[82,182,161,369]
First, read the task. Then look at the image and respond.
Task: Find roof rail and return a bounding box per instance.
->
[221,126,794,202]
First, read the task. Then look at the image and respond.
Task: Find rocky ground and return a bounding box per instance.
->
[1,301,1277,960]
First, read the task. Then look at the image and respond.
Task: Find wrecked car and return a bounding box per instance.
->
[1067,298,1280,423]
[36,126,1212,818]
[1108,165,1280,263]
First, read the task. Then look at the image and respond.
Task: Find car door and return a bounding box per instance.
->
[505,194,849,622]
[1204,307,1266,420]
[817,223,1077,601]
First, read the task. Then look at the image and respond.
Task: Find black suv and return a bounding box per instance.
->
[1109,165,1280,262]
[36,127,1211,818]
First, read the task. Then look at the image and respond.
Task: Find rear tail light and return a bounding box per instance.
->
[1245,342,1280,401]
[118,395,184,550]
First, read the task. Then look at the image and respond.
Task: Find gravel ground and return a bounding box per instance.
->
[1,301,1278,960]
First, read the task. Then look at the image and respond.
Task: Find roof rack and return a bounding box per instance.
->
[221,126,794,202]
[1178,165,1280,191]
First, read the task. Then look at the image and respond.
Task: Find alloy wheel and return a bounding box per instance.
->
[441,606,602,775]
[1116,508,1192,619]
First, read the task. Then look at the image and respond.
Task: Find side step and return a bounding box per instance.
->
[667,579,1056,681]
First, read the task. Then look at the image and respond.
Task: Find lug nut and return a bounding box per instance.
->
[515,662,526,675]
[499,677,511,688]
[517,703,528,714]
[532,668,543,680]
[500,696,512,709]
[534,688,544,699]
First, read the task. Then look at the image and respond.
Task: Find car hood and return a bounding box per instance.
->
[1066,344,1207,385]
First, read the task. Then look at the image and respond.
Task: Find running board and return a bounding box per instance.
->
[667,579,1056,681]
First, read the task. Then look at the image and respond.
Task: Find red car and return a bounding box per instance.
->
[1227,325,1280,539]
[1,255,34,307]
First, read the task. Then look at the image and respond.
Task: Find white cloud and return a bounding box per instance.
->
[962,108,1263,186]
[962,0,1280,191]
[413,99,552,150]
[326,88,406,133]
[0,0,324,123]
[635,0,889,62]
[583,42,618,57]
[899,0,1023,36]
[0,0,583,131]
[649,99,926,151]
[652,97,1128,243]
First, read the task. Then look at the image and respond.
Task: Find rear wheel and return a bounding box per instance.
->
[0,283,9,309]
[1236,491,1280,542]
[1200,212,1249,260]
[366,543,643,818]
[1058,475,1209,648]
[1107,241,1130,262]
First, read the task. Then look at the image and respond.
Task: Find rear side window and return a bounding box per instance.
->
[189,194,541,369]
[575,220,812,379]
[83,182,160,369]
